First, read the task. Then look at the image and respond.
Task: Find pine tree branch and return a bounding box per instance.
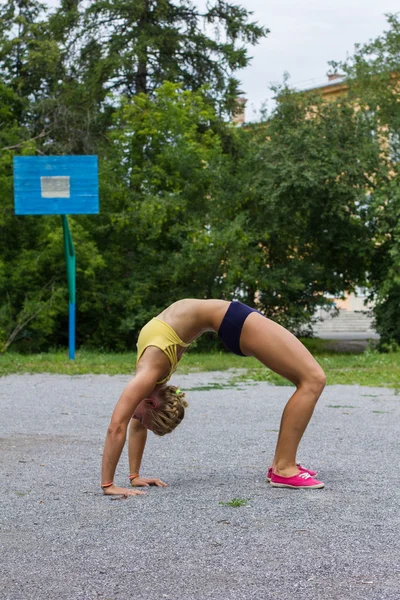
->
[0,129,49,152]
[1,281,56,353]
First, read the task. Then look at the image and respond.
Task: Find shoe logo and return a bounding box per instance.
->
[298,473,312,480]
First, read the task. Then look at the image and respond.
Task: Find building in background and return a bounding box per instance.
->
[302,72,348,101]
[232,94,247,126]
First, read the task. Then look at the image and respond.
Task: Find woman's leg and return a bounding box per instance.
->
[240,313,326,477]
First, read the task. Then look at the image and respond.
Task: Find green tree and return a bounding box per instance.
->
[52,0,268,113]
[334,13,400,347]
[79,82,231,349]
[0,0,268,352]
[0,0,59,126]
[205,88,381,332]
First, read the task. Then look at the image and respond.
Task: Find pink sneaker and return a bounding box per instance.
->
[266,464,317,482]
[270,471,324,489]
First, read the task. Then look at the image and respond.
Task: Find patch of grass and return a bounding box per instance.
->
[232,345,400,388]
[0,349,248,377]
[185,383,237,392]
[219,498,249,507]
[231,370,291,386]
[1,342,400,388]
[0,350,138,377]
[327,404,356,409]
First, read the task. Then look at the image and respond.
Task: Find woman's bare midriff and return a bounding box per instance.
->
[156,299,230,345]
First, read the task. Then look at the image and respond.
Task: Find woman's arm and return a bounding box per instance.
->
[128,419,167,487]
[101,373,156,495]
[128,417,148,476]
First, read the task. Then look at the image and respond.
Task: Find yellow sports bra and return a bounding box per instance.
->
[136,317,190,384]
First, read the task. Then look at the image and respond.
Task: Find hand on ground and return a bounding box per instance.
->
[103,485,146,496]
[130,477,168,487]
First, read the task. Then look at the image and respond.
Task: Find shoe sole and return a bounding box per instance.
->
[266,472,318,483]
[270,482,325,489]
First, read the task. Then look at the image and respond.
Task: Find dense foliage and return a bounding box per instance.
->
[0,0,269,351]
[333,13,400,348]
[1,4,399,352]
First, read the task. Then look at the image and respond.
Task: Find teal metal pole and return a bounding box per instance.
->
[61,215,76,360]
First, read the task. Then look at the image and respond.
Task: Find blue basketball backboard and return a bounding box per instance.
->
[14,155,99,215]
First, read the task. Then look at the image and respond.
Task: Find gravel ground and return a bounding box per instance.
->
[1,372,399,600]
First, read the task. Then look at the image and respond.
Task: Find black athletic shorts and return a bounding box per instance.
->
[217,301,261,356]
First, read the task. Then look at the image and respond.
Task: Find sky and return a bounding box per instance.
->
[42,0,400,120]
[236,0,400,120]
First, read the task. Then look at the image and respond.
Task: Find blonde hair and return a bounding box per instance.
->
[149,385,188,436]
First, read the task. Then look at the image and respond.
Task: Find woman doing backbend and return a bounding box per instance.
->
[101,299,326,495]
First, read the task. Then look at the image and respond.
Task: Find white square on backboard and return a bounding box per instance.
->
[40,176,71,198]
